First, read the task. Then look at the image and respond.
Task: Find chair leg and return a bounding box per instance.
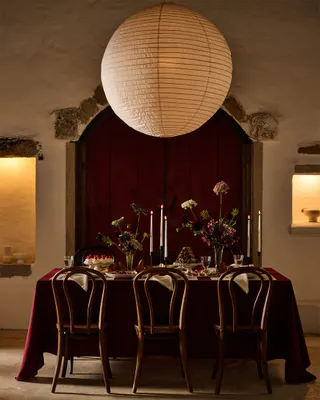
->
[260,332,272,394]
[61,337,69,378]
[69,356,74,375]
[214,337,225,395]
[99,330,111,394]
[256,334,263,379]
[132,332,144,394]
[179,330,193,393]
[212,357,219,379]
[51,331,65,393]
[106,357,113,379]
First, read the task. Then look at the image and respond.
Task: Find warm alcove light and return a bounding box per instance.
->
[101,2,232,137]
[292,174,320,225]
[0,158,36,263]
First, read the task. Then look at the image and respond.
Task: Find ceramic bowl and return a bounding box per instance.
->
[301,208,320,223]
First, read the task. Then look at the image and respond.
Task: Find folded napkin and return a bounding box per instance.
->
[151,274,174,291]
[55,273,89,291]
[226,265,249,294]
[150,264,189,291]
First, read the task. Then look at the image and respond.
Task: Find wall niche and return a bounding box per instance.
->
[291,165,320,235]
[0,157,36,274]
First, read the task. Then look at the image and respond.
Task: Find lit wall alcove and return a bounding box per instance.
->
[291,165,320,236]
[66,107,263,266]
[0,157,36,272]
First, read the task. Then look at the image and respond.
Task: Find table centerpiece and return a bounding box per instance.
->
[177,181,239,275]
[97,203,149,271]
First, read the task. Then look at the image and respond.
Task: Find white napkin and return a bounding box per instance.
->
[229,265,249,294]
[233,273,249,294]
[211,266,249,294]
[55,273,89,291]
[150,264,186,291]
[151,275,174,291]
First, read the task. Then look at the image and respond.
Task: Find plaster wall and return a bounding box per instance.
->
[0,0,319,331]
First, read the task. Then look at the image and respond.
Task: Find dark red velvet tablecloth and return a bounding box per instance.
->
[16,268,316,384]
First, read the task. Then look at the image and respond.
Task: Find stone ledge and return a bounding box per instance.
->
[294,164,320,174]
[298,144,320,155]
[290,223,320,236]
[0,264,32,278]
[0,138,43,159]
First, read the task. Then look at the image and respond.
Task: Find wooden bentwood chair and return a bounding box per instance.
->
[51,267,112,394]
[132,267,192,393]
[213,267,273,395]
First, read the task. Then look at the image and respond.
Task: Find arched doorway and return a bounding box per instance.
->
[72,107,253,265]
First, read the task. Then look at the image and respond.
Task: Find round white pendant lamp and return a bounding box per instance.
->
[101,2,232,137]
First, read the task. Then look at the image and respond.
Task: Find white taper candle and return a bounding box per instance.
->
[247,215,251,258]
[150,211,153,254]
[164,216,168,258]
[258,211,261,253]
[160,205,164,248]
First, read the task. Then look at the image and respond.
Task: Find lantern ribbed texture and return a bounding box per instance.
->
[101,3,232,137]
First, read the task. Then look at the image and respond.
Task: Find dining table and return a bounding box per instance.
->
[16,267,316,384]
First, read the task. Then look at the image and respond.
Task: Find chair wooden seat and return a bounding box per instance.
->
[134,324,179,335]
[213,323,261,333]
[57,322,110,334]
[132,267,192,393]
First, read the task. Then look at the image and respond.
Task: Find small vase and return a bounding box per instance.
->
[125,253,135,271]
[213,245,224,275]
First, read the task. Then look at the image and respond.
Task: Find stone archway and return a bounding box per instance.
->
[53,85,279,143]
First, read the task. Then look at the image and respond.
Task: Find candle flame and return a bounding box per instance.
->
[150,210,153,215]
[164,216,167,220]
[258,210,261,215]
[248,215,251,219]
[161,204,164,209]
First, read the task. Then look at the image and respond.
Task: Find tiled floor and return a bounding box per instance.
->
[0,330,319,399]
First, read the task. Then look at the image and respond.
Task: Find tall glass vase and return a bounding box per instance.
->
[125,252,135,271]
[213,245,224,275]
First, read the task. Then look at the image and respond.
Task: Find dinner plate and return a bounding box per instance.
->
[105,271,137,279]
[173,262,201,269]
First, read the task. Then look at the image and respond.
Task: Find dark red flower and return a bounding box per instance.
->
[182,215,189,224]
[193,220,203,232]
[96,232,102,241]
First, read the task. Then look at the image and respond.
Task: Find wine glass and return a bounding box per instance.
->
[64,256,73,268]
[233,254,244,267]
[200,256,211,271]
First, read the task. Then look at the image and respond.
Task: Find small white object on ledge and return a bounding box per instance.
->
[14,253,25,265]
[3,246,13,264]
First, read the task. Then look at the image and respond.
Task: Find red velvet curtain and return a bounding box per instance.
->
[80,108,250,265]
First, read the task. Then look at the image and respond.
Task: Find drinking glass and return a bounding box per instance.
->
[233,254,244,267]
[64,256,74,268]
[201,256,211,271]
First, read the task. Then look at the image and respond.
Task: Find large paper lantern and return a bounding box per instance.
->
[101,3,232,137]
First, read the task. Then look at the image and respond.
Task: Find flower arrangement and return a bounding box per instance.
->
[97,203,149,269]
[177,181,239,271]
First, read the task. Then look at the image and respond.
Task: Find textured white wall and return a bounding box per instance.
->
[0,0,319,330]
